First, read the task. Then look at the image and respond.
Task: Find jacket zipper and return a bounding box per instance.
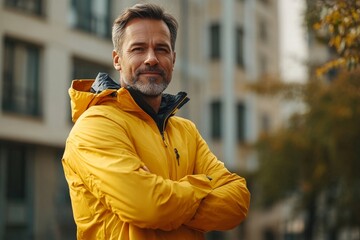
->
[160,96,188,148]
[126,88,188,164]
[161,133,168,147]
[174,148,180,166]
[160,96,188,166]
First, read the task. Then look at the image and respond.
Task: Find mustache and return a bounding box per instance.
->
[135,66,165,77]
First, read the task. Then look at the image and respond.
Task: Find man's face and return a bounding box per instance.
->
[113,18,176,97]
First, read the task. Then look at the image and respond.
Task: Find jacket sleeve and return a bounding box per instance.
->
[62,110,212,231]
[184,125,251,232]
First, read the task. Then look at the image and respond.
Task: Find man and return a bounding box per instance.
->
[62,3,250,240]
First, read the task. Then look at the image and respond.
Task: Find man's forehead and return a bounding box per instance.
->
[122,19,172,49]
[125,18,170,37]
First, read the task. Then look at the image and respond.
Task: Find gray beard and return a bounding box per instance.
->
[124,77,169,97]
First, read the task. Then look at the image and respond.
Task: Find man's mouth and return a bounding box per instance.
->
[138,69,164,77]
[141,71,161,75]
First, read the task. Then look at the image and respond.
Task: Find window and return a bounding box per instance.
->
[54,150,77,238]
[70,0,112,38]
[2,37,42,117]
[0,142,33,240]
[236,27,244,66]
[259,0,270,4]
[4,0,44,15]
[6,147,26,201]
[210,23,244,67]
[237,103,245,142]
[211,101,222,139]
[210,101,246,141]
[259,19,268,42]
[210,23,221,59]
[72,57,113,79]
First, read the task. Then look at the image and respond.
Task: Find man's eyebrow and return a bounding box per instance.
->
[129,42,147,47]
[128,42,171,49]
[156,43,171,48]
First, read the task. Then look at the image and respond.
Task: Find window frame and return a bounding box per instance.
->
[236,26,244,67]
[4,0,44,16]
[2,37,43,117]
[70,0,112,39]
[0,142,34,239]
[210,100,246,142]
[72,56,113,79]
[210,23,221,60]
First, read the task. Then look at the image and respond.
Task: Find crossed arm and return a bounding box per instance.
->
[63,113,250,232]
[184,128,250,231]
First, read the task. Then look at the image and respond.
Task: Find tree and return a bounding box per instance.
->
[309,0,360,76]
[254,71,360,236]
[251,1,360,238]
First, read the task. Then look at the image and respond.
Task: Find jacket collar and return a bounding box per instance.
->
[127,87,189,133]
[69,72,189,128]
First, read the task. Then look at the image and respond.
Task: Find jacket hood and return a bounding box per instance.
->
[69,72,120,123]
[90,72,120,93]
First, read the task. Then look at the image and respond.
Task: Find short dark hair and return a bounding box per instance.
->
[112,3,178,53]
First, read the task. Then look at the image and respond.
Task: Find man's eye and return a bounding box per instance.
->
[157,48,169,53]
[132,47,144,52]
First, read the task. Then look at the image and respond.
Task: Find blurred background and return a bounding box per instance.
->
[1,0,359,239]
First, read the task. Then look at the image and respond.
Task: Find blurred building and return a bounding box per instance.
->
[0,0,281,239]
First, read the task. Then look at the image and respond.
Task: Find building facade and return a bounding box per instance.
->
[0,0,280,239]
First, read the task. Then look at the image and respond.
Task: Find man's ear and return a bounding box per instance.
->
[112,50,121,71]
[172,51,176,68]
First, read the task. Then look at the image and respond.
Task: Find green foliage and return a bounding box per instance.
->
[255,124,306,206]
[254,70,360,227]
[246,77,304,100]
[252,0,360,232]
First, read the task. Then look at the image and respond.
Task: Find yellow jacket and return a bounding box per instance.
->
[62,73,250,240]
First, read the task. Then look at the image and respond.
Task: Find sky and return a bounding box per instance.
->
[279,0,308,82]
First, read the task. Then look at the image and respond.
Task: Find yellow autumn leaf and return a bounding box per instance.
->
[313,22,322,30]
[345,33,356,46]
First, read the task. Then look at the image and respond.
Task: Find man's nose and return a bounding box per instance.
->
[144,49,159,66]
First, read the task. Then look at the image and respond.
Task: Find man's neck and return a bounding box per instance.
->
[142,95,162,113]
